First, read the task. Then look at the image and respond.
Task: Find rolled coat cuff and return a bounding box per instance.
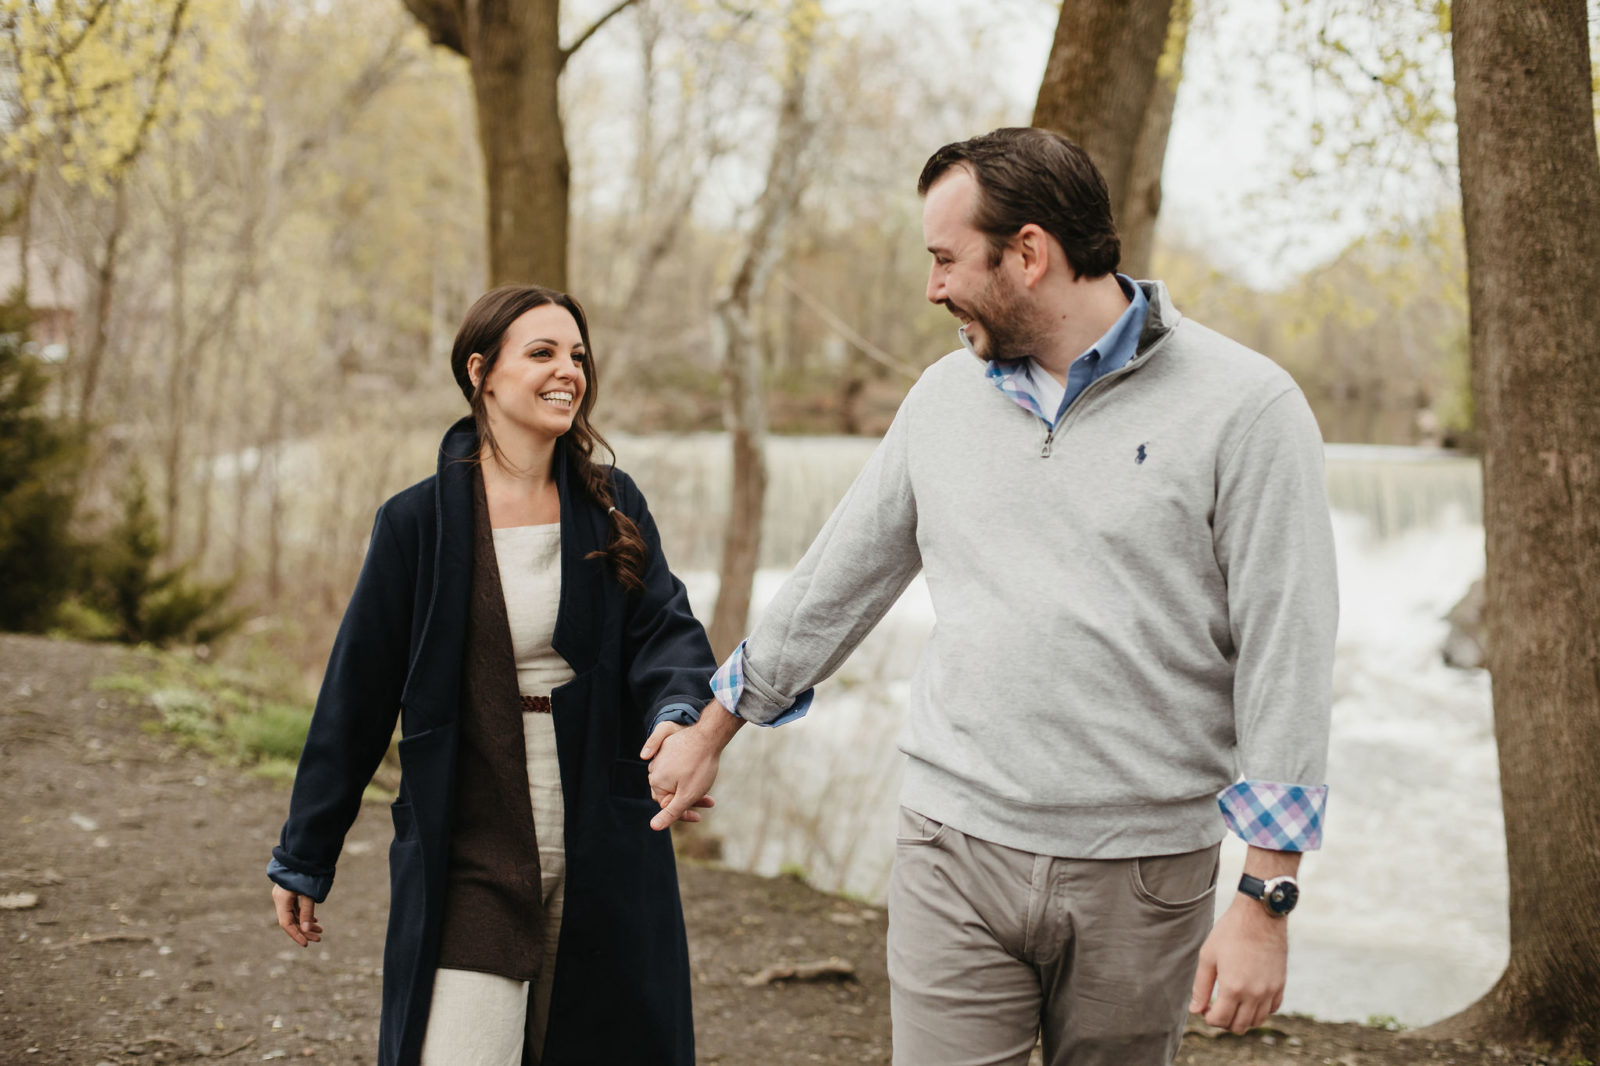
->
[648,700,705,733]
[266,857,332,903]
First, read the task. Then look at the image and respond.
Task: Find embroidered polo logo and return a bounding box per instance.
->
[1136,443,1149,465]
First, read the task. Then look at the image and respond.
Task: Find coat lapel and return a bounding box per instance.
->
[401,423,607,725]
[551,441,603,675]
[399,417,477,731]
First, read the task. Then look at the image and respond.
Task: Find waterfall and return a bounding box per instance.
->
[614,434,1486,560]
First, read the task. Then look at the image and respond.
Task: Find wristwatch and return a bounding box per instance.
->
[1238,874,1299,918]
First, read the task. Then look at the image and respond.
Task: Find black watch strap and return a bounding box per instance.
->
[1238,873,1299,917]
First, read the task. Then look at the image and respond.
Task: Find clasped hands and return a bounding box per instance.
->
[640,710,737,832]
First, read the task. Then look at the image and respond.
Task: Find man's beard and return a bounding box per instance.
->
[948,269,1045,363]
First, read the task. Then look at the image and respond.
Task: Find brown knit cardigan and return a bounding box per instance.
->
[433,468,549,982]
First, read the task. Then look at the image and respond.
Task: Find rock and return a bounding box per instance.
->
[0,892,39,910]
[1443,578,1487,670]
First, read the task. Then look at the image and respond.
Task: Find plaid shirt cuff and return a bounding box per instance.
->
[710,640,811,727]
[1218,780,1327,851]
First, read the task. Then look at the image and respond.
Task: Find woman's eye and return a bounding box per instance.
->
[529,347,553,359]
[571,351,587,364]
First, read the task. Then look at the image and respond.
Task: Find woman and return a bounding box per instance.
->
[266,285,716,1065]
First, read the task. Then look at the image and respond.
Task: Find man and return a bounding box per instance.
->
[643,127,1336,1066]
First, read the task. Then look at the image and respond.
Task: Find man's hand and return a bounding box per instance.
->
[1189,846,1299,1033]
[272,885,322,947]
[638,720,716,824]
[1188,894,1287,1033]
[642,705,743,832]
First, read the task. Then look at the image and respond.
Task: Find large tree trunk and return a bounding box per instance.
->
[1032,0,1175,248]
[1426,0,1600,1054]
[706,1,818,659]
[401,0,638,291]
[464,0,568,289]
[1117,0,1188,278]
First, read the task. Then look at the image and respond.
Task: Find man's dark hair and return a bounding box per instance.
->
[917,127,1120,279]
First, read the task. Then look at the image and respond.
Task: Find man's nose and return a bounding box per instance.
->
[925,266,943,305]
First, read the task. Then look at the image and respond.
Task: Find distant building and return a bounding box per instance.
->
[0,236,89,361]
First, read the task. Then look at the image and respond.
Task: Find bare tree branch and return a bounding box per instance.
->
[559,0,640,71]
[398,0,464,55]
[110,0,190,176]
[50,0,114,63]
[774,272,921,381]
[280,25,414,181]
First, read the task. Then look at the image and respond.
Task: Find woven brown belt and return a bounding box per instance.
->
[521,695,552,714]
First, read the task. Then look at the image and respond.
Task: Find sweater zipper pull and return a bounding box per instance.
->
[1041,426,1056,458]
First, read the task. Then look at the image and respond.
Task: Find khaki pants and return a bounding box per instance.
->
[888,807,1219,1066]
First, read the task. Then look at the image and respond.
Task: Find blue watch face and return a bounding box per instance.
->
[1266,880,1299,915]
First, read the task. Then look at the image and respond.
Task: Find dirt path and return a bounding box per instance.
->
[0,634,1570,1065]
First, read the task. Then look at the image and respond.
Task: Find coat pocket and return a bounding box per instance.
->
[609,757,655,804]
[390,800,416,842]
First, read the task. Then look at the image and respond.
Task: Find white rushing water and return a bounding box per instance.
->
[656,446,1502,1028]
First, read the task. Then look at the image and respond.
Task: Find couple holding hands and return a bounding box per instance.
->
[267,128,1336,1066]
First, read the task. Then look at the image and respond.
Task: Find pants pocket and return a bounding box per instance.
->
[1130,843,1220,910]
[895,806,949,847]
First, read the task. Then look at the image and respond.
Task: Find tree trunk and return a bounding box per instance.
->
[1118,0,1188,278]
[162,152,191,558]
[76,178,130,430]
[400,0,639,291]
[464,0,568,289]
[706,0,818,659]
[265,387,286,605]
[1425,0,1600,1054]
[1032,0,1174,245]
[14,170,36,308]
[708,305,769,660]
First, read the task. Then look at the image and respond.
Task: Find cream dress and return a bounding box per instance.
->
[420,523,572,1065]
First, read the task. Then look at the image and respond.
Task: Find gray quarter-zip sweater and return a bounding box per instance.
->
[735,281,1338,859]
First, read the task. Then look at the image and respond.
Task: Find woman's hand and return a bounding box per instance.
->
[272,884,323,947]
[643,715,738,831]
[640,721,716,824]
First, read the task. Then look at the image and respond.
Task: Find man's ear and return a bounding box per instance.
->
[1015,224,1051,287]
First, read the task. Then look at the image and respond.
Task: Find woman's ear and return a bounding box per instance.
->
[466,352,485,392]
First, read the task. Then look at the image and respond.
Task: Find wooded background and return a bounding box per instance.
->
[2,0,1596,1054]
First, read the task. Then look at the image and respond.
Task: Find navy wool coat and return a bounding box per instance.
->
[271,417,715,1065]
